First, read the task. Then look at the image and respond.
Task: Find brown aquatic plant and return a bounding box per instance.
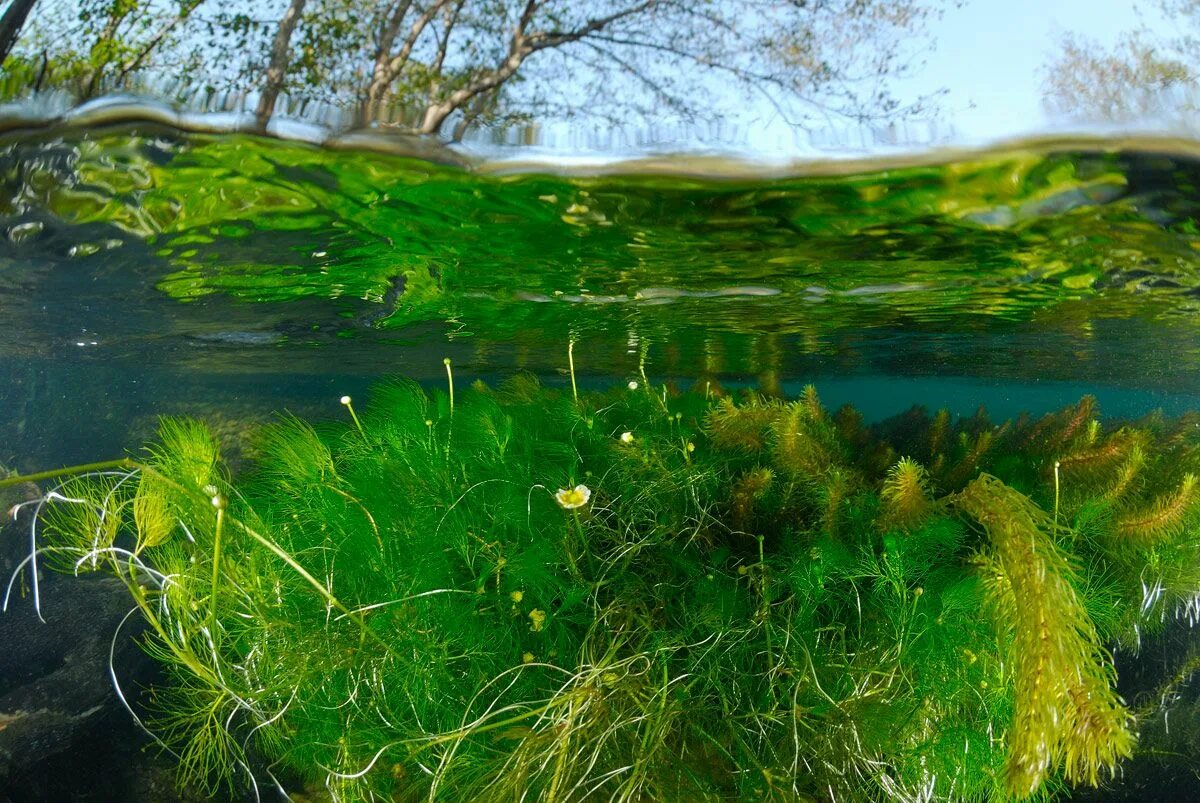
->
[1020,396,1097,454]
[1102,443,1146,504]
[770,390,846,479]
[821,468,851,537]
[928,408,951,459]
[1054,395,1097,450]
[956,475,1135,797]
[730,466,774,526]
[704,396,779,452]
[880,457,934,531]
[1115,472,1198,544]
[800,383,825,422]
[940,429,995,490]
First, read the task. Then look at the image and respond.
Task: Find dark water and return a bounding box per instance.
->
[3,119,1200,470]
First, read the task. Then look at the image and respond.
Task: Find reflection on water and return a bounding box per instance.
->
[3,114,1200,465]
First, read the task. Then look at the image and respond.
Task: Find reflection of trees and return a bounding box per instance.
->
[3,1,947,139]
[1042,4,1199,123]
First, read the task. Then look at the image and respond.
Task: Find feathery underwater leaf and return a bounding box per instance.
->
[880,456,934,532]
[956,475,1134,797]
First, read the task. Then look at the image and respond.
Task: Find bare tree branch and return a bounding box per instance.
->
[365,1,414,112]
[116,2,203,87]
[418,1,659,134]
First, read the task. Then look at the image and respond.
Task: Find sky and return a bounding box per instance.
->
[481,0,1177,160]
[904,0,1160,141]
[724,0,1175,156]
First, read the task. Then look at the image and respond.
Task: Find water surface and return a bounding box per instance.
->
[3,118,1200,466]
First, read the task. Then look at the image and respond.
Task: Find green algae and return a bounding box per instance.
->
[5,376,1200,801]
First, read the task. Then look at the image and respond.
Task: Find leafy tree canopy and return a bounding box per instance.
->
[1042,2,1200,124]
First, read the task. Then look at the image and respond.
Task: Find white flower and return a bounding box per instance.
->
[619,431,634,444]
[340,395,352,405]
[627,380,639,390]
[555,484,592,510]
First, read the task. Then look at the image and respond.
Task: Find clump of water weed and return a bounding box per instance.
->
[5,380,1200,801]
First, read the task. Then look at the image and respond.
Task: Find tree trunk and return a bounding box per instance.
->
[0,0,37,68]
[361,1,413,125]
[418,49,528,135]
[254,0,307,131]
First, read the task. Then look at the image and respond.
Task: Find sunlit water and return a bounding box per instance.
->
[3,117,1200,470]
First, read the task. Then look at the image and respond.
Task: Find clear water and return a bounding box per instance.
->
[7,114,1200,800]
[3,119,1200,471]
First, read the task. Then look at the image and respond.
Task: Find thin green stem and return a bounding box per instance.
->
[444,357,455,414]
[210,495,226,635]
[6,456,401,664]
[757,534,774,680]
[408,697,562,753]
[0,458,135,489]
[568,338,578,403]
[1053,459,1061,529]
[340,395,366,437]
[567,510,585,581]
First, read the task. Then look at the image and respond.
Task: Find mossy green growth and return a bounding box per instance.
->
[8,382,1200,801]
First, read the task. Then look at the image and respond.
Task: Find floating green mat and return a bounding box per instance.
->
[5,374,1200,801]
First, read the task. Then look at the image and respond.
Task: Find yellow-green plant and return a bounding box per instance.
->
[3,380,1200,802]
[956,475,1135,796]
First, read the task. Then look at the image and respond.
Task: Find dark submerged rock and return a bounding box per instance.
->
[0,509,215,802]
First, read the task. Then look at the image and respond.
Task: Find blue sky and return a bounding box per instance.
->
[905,0,1160,140]
[499,1,1177,159]
[733,0,1176,155]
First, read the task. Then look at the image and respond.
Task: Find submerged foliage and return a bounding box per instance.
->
[7,379,1200,801]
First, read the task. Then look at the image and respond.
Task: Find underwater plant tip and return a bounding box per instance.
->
[568,339,578,403]
[444,358,455,413]
[341,396,366,437]
[1054,460,1061,527]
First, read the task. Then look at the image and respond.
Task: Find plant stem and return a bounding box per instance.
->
[0,458,134,489]
[568,338,578,403]
[567,510,585,581]
[341,395,366,437]
[210,495,225,635]
[1053,459,1061,529]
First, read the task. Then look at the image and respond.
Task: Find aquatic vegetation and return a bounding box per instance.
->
[956,475,1133,795]
[5,377,1200,801]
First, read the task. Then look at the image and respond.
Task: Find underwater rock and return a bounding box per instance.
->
[0,475,38,580]
[0,515,216,801]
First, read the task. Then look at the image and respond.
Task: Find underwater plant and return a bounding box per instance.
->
[4,374,1200,801]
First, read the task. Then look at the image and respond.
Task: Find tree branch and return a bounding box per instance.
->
[115,2,203,87]
[418,1,661,135]
[364,0,456,121]
[426,0,466,102]
[254,0,308,129]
